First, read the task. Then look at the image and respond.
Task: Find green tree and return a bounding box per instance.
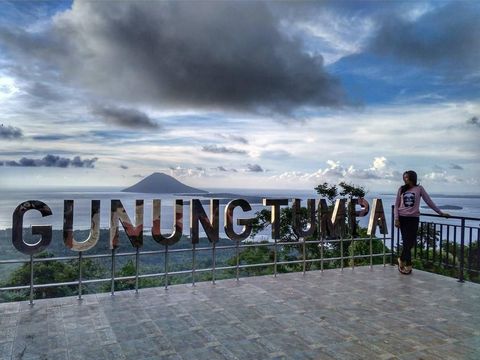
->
[106,259,162,291]
[236,182,380,274]
[0,252,106,301]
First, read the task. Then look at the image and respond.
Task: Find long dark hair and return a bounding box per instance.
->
[400,170,418,194]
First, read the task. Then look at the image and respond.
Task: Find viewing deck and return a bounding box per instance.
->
[1,265,479,360]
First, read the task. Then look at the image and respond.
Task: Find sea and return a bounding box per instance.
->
[1,187,480,236]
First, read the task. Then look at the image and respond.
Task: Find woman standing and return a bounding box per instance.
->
[394,170,449,274]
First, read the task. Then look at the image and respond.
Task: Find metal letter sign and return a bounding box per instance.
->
[63,200,101,251]
[152,199,183,246]
[224,199,254,241]
[12,200,53,255]
[11,197,387,254]
[317,199,346,238]
[263,198,289,239]
[190,199,219,244]
[367,199,388,236]
[110,200,144,249]
[292,199,316,238]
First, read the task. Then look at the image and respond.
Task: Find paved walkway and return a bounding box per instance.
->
[1,265,479,360]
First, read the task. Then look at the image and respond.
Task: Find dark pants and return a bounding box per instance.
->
[399,216,419,266]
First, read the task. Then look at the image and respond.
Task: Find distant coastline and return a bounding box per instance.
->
[380,193,480,199]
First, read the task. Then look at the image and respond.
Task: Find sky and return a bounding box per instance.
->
[0,0,479,193]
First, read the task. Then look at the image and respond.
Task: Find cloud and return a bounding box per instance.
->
[214,166,238,172]
[32,134,74,141]
[260,149,292,161]
[1,154,97,168]
[272,158,400,184]
[217,134,249,144]
[0,1,347,117]
[371,156,389,170]
[423,170,463,184]
[24,81,66,105]
[450,164,463,170]
[369,2,480,77]
[467,116,479,127]
[168,166,207,178]
[246,164,264,172]
[0,125,23,139]
[93,105,159,129]
[202,145,247,155]
[120,165,129,170]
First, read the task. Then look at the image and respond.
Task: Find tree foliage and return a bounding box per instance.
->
[240,181,381,273]
[0,252,105,301]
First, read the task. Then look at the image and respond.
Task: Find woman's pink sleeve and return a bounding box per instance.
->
[394,187,401,219]
[420,186,442,214]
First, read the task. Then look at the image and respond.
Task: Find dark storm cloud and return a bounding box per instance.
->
[93,106,160,129]
[215,166,238,172]
[217,134,249,145]
[32,134,74,141]
[450,164,463,170]
[202,145,247,155]
[467,116,479,127]
[0,125,23,139]
[0,1,346,116]
[1,154,97,168]
[369,2,480,76]
[246,164,264,172]
[26,82,65,103]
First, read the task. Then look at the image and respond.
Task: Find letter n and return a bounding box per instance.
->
[110,200,144,249]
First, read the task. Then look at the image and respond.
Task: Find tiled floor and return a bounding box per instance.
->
[1,265,479,359]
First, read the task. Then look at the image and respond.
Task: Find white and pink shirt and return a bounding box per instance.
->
[394,185,442,219]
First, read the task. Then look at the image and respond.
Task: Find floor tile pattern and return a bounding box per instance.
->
[1,265,479,359]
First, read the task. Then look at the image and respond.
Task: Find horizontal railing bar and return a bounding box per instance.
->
[276,260,304,265]
[236,262,275,269]
[419,213,480,221]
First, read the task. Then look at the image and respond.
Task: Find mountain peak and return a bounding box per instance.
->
[122,172,208,194]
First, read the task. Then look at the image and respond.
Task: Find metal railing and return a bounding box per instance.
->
[391,205,480,283]
[2,204,478,305]
[0,230,391,305]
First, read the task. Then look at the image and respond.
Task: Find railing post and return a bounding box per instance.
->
[302,238,306,275]
[391,205,395,265]
[369,235,373,269]
[351,233,354,270]
[383,233,386,267]
[29,255,34,306]
[212,240,216,284]
[274,238,277,277]
[78,251,83,300]
[192,243,196,286]
[111,249,115,296]
[165,244,169,289]
[320,238,324,273]
[459,218,465,283]
[340,236,344,271]
[236,240,240,281]
[135,247,140,294]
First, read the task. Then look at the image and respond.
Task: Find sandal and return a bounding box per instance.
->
[397,258,406,273]
[397,258,412,275]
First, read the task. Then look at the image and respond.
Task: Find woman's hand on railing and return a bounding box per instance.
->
[440,212,451,218]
